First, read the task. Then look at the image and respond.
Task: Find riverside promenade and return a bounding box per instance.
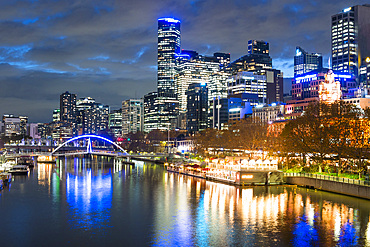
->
[284,173,370,200]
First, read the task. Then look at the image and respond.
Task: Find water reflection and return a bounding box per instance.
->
[152,171,370,246]
[2,158,370,246]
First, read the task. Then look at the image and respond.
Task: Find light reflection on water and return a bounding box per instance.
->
[0,158,369,246]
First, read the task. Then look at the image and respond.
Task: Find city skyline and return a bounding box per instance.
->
[0,0,368,122]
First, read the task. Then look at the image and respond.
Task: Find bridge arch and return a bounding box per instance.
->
[51,134,128,155]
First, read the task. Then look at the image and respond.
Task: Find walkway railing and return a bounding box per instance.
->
[284,172,370,187]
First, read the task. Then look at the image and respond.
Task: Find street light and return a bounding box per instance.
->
[163,123,171,154]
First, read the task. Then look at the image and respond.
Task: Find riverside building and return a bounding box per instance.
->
[156,17,181,129]
[122,99,144,135]
[331,5,370,80]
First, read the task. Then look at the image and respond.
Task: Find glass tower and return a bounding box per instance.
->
[331,5,370,80]
[294,46,322,78]
[157,18,181,97]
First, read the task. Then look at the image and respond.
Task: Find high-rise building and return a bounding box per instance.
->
[175,52,219,113]
[213,52,231,69]
[122,99,144,135]
[227,71,267,104]
[156,17,181,129]
[83,104,109,134]
[294,47,323,78]
[52,109,60,122]
[247,40,269,55]
[229,40,272,75]
[143,92,159,132]
[60,91,76,124]
[74,97,109,134]
[108,109,122,138]
[186,83,208,134]
[158,17,181,97]
[331,5,370,79]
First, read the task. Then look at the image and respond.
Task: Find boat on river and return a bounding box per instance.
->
[9,165,29,175]
[18,156,34,168]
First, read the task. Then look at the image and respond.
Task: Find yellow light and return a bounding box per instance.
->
[241,174,253,179]
[366,57,370,63]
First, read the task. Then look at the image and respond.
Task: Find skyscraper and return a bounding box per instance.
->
[175,51,219,113]
[122,99,144,135]
[229,40,272,75]
[157,18,181,97]
[60,91,76,124]
[331,5,370,79]
[294,46,322,78]
[156,18,181,129]
[186,83,208,134]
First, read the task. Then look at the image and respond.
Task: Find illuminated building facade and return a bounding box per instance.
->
[208,71,230,102]
[108,109,122,138]
[227,71,267,104]
[175,52,219,113]
[292,69,356,100]
[228,40,272,75]
[294,46,322,78]
[186,83,208,133]
[75,97,109,135]
[122,99,144,135]
[143,92,159,132]
[156,18,181,130]
[2,114,28,137]
[60,91,76,124]
[331,5,370,79]
[252,104,285,123]
[53,109,60,122]
[158,17,181,97]
[318,70,341,103]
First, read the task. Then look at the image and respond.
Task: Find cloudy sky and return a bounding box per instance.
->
[0,0,368,122]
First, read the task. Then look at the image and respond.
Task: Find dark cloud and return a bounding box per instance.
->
[0,0,368,122]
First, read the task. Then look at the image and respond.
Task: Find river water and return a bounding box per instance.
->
[0,157,370,247]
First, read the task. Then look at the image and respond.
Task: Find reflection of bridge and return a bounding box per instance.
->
[4,134,168,162]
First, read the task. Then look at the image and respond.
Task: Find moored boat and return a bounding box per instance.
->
[18,156,34,168]
[9,165,29,175]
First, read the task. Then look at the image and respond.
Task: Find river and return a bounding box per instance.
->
[0,157,370,246]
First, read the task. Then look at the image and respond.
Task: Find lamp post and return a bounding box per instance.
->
[164,123,171,154]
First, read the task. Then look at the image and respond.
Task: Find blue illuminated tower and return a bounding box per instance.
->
[158,18,181,97]
[156,18,181,129]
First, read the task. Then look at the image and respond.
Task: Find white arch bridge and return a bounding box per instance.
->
[4,135,169,163]
[51,134,129,157]
[50,134,168,162]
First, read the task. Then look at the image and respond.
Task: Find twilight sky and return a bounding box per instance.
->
[0,0,368,123]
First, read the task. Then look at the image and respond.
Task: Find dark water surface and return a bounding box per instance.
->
[1,157,370,247]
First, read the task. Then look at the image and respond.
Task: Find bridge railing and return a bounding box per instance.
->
[284,172,370,187]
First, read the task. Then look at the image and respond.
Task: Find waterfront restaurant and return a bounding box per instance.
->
[207,157,283,185]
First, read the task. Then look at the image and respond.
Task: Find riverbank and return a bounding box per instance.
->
[166,164,284,186]
[284,173,370,200]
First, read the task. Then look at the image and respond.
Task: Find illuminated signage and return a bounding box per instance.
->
[158,18,180,23]
[229,108,241,112]
[343,7,351,13]
[296,49,302,56]
[241,174,253,179]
